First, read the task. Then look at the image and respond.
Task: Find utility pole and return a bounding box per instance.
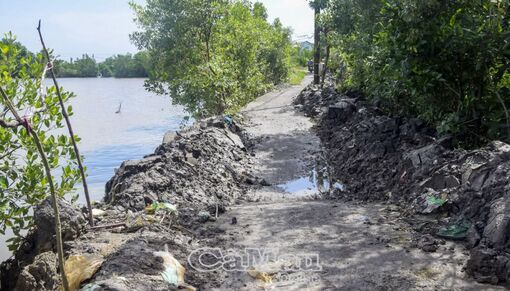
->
[313,2,321,85]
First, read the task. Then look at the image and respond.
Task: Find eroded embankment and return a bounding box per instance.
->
[0,117,258,290]
[295,85,510,285]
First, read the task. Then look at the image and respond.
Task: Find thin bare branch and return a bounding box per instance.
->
[0,145,22,160]
[37,20,94,227]
[0,118,21,129]
[90,222,126,231]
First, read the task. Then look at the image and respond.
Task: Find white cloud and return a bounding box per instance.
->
[257,0,314,37]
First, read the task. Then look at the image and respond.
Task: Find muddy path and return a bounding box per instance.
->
[203,76,503,290]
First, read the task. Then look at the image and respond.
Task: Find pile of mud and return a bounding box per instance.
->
[295,85,510,285]
[104,117,258,223]
[1,117,255,290]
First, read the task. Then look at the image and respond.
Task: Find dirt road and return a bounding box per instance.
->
[203,76,502,290]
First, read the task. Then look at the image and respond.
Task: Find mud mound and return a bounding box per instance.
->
[1,117,255,290]
[105,117,256,213]
[1,198,86,290]
[296,85,510,285]
[294,85,361,118]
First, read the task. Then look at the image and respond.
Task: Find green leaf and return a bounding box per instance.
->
[0,176,8,189]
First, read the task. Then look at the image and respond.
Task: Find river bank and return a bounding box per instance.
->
[0,78,187,264]
[2,76,508,290]
[0,116,258,290]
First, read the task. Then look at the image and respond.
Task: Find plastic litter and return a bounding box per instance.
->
[427,196,446,206]
[80,283,101,291]
[247,267,273,283]
[419,193,448,214]
[437,222,470,240]
[333,182,345,191]
[154,245,196,291]
[145,201,178,215]
[124,211,158,231]
[91,209,106,217]
[223,115,233,125]
[64,255,104,290]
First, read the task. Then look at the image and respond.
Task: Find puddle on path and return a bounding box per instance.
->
[276,155,345,197]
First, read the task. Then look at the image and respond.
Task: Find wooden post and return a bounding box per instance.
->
[313,4,321,85]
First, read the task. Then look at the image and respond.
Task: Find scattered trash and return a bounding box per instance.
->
[64,255,104,290]
[91,209,106,217]
[145,202,178,215]
[154,245,196,291]
[81,283,101,291]
[437,222,470,240]
[247,267,273,283]
[415,190,448,214]
[122,211,161,232]
[333,182,345,191]
[223,115,233,125]
[427,196,446,207]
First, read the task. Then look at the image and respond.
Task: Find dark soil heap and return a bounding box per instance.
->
[104,117,256,225]
[295,85,510,285]
[1,117,255,291]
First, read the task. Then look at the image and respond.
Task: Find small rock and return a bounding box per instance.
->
[259,179,271,186]
[162,131,178,144]
[198,211,210,223]
[377,235,391,244]
[466,246,510,284]
[231,217,237,225]
[415,235,439,252]
[466,225,481,248]
[33,198,86,251]
[15,252,59,291]
[327,100,356,122]
[482,197,510,247]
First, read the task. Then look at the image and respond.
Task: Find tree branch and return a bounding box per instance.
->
[0,107,45,130]
[0,145,21,160]
[37,20,94,228]
[0,118,21,129]
[0,84,69,291]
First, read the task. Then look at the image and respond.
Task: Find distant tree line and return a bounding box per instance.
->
[54,52,151,78]
[0,36,151,78]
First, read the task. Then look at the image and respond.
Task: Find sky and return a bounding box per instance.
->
[0,0,313,61]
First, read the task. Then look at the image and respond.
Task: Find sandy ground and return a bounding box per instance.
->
[202,76,503,290]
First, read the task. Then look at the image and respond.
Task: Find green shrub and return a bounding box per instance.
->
[0,34,81,250]
[328,0,510,147]
[130,0,292,117]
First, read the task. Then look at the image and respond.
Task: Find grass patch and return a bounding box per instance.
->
[289,66,307,85]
